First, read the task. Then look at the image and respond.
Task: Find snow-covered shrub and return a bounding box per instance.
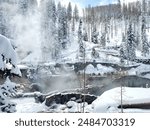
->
[27,68,38,82]
[91,48,99,59]
[0,34,21,113]
[0,77,19,113]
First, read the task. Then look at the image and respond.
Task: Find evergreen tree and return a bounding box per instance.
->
[0,8,10,37]
[18,0,29,15]
[141,16,149,56]
[0,10,6,35]
[136,32,140,47]
[126,24,136,61]
[83,27,88,41]
[78,19,85,58]
[67,2,72,21]
[74,5,79,22]
[57,2,61,20]
[122,33,126,43]
[58,7,68,49]
[91,25,99,44]
[101,33,106,47]
[120,45,125,64]
[91,48,99,59]
[51,1,59,60]
[41,0,59,61]
[72,13,75,32]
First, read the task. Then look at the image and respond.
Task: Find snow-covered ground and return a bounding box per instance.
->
[92,87,150,113]
[128,63,150,77]
[12,97,47,113]
[80,64,116,75]
[12,87,150,113]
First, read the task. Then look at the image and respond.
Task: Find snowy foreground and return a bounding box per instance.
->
[12,87,150,113]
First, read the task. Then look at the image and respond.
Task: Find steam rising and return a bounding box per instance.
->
[1,1,81,93]
[37,65,81,93]
[11,9,41,61]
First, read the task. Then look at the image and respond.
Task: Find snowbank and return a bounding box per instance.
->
[92,87,150,113]
[85,64,115,75]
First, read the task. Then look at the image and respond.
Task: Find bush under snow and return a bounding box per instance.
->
[0,34,21,76]
[0,34,21,113]
[0,77,19,113]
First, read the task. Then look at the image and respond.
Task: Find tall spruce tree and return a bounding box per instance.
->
[120,45,125,64]
[126,24,136,62]
[74,5,79,22]
[67,2,72,21]
[141,15,149,56]
[101,33,106,47]
[41,0,59,61]
[91,25,99,44]
[72,13,75,32]
[78,19,85,58]
[58,6,68,49]
[83,27,88,41]
[18,0,29,15]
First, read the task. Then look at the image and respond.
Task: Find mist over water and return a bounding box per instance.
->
[36,65,81,93]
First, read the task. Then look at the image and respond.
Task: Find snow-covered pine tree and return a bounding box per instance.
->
[0,34,21,113]
[83,27,88,41]
[120,45,125,64]
[18,0,29,15]
[57,2,61,20]
[100,33,106,47]
[67,2,72,21]
[122,33,126,43]
[141,15,149,56]
[126,24,136,62]
[0,9,6,36]
[78,19,85,58]
[50,0,59,60]
[41,0,59,61]
[74,5,79,22]
[58,6,68,49]
[91,48,99,59]
[72,13,75,33]
[0,8,10,38]
[136,32,140,48]
[91,25,99,44]
[51,0,57,23]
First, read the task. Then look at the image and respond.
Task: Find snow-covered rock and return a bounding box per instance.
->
[97,64,115,74]
[0,34,17,67]
[0,34,21,76]
[92,87,150,113]
[84,64,116,75]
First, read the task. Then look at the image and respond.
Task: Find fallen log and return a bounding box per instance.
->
[118,102,150,109]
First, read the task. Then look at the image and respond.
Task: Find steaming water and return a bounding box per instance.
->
[37,67,81,93]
